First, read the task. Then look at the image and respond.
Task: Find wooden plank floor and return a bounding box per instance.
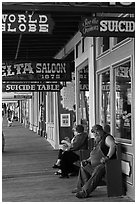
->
[2,118,133,202]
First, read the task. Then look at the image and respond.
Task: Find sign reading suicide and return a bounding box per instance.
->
[2,13,54,33]
[79,17,135,37]
[2,61,72,81]
[2,82,63,92]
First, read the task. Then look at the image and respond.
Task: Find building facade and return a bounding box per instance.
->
[23,34,135,200]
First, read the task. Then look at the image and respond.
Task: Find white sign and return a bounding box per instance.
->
[2,13,54,33]
[60,114,70,127]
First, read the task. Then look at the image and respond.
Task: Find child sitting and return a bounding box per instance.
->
[53,137,71,169]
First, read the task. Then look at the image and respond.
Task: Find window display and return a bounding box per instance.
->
[100,70,111,129]
[115,61,131,140]
[78,66,89,132]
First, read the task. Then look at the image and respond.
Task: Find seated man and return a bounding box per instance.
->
[72,124,116,198]
[57,124,88,178]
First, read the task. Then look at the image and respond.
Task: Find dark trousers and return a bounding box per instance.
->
[60,151,79,175]
[58,149,64,159]
[77,163,106,196]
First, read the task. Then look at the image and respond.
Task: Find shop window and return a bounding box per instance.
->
[113,37,127,45]
[99,70,111,129]
[97,37,110,56]
[114,61,131,140]
[78,66,89,132]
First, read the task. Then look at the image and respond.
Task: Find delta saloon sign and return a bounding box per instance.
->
[2,13,54,33]
[2,61,72,81]
[79,16,135,37]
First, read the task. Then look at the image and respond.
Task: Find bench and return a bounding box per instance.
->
[79,140,124,197]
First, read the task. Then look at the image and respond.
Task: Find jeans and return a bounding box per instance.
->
[77,163,106,196]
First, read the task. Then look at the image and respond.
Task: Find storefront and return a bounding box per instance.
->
[73,35,135,199]
[95,37,134,199]
[2,2,135,200]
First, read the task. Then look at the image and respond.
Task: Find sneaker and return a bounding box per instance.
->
[72,188,80,193]
[59,173,69,178]
[69,172,78,177]
[54,170,62,175]
[75,191,87,198]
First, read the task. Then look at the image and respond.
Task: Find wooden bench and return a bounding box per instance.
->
[79,141,124,197]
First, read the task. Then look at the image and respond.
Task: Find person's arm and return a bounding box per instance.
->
[69,133,87,151]
[61,140,71,147]
[101,136,116,163]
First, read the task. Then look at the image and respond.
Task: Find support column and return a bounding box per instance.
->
[88,37,96,134]
[53,92,60,149]
[33,92,38,132]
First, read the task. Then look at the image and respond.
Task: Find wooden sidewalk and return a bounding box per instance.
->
[2,118,133,202]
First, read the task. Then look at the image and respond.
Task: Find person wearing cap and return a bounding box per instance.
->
[72,124,116,199]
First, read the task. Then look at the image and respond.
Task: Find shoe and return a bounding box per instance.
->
[76,191,87,198]
[59,174,69,178]
[69,172,78,177]
[52,164,60,169]
[54,170,62,175]
[72,188,80,194]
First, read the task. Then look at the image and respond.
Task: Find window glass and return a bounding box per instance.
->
[113,37,127,45]
[100,70,111,130]
[97,37,109,56]
[78,66,89,132]
[114,61,131,140]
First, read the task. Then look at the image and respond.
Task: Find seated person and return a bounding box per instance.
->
[72,124,116,198]
[52,137,71,169]
[55,124,88,178]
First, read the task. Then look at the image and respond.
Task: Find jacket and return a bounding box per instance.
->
[69,132,88,153]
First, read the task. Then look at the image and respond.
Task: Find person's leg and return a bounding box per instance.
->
[59,151,70,177]
[76,165,91,189]
[53,149,63,168]
[58,149,64,159]
[72,163,93,193]
[56,149,64,165]
[67,151,79,173]
[76,163,105,198]
[59,151,79,177]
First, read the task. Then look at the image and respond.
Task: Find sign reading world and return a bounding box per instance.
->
[79,16,135,37]
[2,61,72,81]
[2,13,54,33]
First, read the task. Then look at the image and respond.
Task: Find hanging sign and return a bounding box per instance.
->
[2,82,63,92]
[2,61,72,81]
[2,13,54,33]
[79,16,135,37]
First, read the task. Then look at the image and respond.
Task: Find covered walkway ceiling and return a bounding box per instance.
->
[2,2,135,62]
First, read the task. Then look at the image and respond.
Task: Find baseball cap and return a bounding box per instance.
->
[91,124,103,133]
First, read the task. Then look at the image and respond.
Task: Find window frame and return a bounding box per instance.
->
[112,57,133,144]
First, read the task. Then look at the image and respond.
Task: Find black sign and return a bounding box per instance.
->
[2,13,54,33]
[2,61,72,81]
[79,17,135,37]
[2,2,135,14]
[2,82,63,92]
